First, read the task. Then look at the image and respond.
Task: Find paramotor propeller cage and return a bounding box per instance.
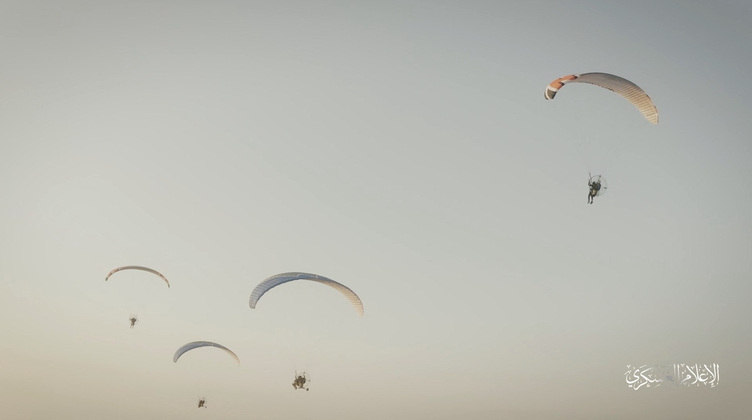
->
[588,174,607,197]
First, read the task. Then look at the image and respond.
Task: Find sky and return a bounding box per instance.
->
[1,1,751,418]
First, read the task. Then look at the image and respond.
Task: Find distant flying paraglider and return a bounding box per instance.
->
[105,266,170,288]
[173,342,238,409]
[173,341,240,364]
[249,272,364,316]
[544,72,658,124]
[106,266,169,327]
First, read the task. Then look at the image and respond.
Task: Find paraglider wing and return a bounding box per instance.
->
[173,341,240,364]
[544,74,578,100]
[544,72,658,124]
[105,266,170,288]
[249,272,364,316]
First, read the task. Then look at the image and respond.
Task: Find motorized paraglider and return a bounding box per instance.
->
[105,266,170,328]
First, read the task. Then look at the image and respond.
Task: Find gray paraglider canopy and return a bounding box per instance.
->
[173,341,240,364]
[105,266,170,288]
[249,272,364,316]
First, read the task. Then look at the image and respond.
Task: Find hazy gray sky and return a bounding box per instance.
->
[2,1,751,418]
